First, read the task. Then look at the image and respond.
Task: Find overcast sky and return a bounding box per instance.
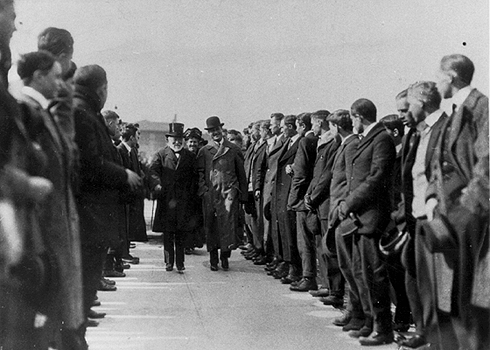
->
[10,0,489,131]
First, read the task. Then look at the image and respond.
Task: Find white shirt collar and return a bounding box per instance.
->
[122,141,132,153]
[22,86,50,109]
[416,109,444,133]
[289,133,300,144]
[452,86,473,112]
[361,122,377,138]
[341,133,356,145]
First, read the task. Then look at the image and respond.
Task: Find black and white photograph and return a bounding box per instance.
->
[0,0,488,349]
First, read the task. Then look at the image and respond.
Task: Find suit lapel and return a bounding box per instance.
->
[425,112,448,171]
[448,89,480,149]
[352,124,383,162]
[213,140,231,160]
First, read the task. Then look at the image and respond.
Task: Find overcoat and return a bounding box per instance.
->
[305,134,340,220]
[288,133,318,212]
[261,135,286,219]
[197,139,247,251]
[73,86,128,249]
[426,89,489,327]
[18,92,84,329]
[149,146,198,233]
[343,124,396,236]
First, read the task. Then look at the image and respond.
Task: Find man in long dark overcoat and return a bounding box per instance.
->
[149,123,197,272]
[197,116,247,271]
[73,65,141,336]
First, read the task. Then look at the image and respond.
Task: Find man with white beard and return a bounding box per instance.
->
[149,123,198,273]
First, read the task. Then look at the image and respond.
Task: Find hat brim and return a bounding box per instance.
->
[204,123,224,130]
[166,133,184,138]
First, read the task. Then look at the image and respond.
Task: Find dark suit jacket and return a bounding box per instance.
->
[305,134,341,220]
[426,89,489,310]
[73,86,128,247]
[262,135,286,216]
[344,123,396,235]
[274,135,302,215]
[288,132,318,211]
[396,113,447,231]
[149,146,197,232]
[328,134,359,224]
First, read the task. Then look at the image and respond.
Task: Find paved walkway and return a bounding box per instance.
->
[86,232,397,350]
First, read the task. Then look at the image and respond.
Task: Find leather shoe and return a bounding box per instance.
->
[309,288,330,297]
[91,300,101,307]
[177,266,185,274]
[280,274,301,284]
[333,311,351,326]
[122,255,140,264]
[220,258,229,271]
[104,270,126,278]
[210,265,218,271]
[320,295,344,307]
[165,264,173,271]
[398,334,427,348]
[393,322,411,332]
[97,279,117,291]
[129,242,136,249]
[290,277,318,292]
[86,320,99,327]
[88,309,106,319]
[342,317,365,332]
[359,331,394,346]
[253,256,268,265]
[102,277,116,285]
[349,326,373,338]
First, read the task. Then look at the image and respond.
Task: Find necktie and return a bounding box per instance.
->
[452,103,457,115]
[407,130,421,165]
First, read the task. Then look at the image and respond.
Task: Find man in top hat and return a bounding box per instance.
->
[149,123,197,273]
[197,116,247,271]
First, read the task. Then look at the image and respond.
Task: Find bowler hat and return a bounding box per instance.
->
[166,122,185,137]
[379,221,409,256]
[204,116,224,130]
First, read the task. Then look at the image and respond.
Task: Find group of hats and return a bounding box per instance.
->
[166,116,224,138]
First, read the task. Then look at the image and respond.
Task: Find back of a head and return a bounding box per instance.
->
[74,64,107,91]
[311,109,331,122]
[380,114,405,137]
[296,112,312,131]
[327,109,353,132]
[38,27,74,56]
[17,50,56,83]
[351,98,377,123]
[440,54,474,86]
[284,114,297,128]
[270,112,284,121]
[102,110,120,122]
[408,81,442,110]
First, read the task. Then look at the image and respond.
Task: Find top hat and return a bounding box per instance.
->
[166,122,185,137]
[204,116,224,130]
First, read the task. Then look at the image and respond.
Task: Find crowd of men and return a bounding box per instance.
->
[0,1,488,350]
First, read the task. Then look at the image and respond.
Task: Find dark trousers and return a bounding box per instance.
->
[386,250,411,325]
[278,209,301,273]
[320,219,345,296]
[209,249,231,266]
[336,229,367,319]
[296,211,316,278]
[81,245,106,317]
[352,234,392,333]
[163,231,186,269]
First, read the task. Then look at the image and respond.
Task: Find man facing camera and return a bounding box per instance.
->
[197,116,247,271]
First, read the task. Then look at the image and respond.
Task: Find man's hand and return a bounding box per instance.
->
[125,169,142,191]
[338,201,348,221]
[254,190,261,201]
[304,195,314,212]
[425,198,438,222]
[285,164,294,176]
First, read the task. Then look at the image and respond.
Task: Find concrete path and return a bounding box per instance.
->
[86,233,397,350]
